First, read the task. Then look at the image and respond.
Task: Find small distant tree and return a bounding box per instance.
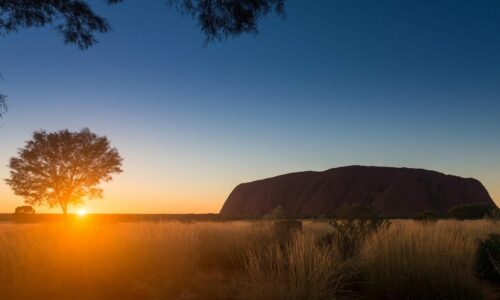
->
[263,205,285,220]
[6,128,123,215]
[14,206,35,214]
[446,203,494,220]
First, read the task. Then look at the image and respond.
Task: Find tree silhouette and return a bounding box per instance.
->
[0,72,6,117]
[0,94,6,117]
[6,128,123,215]
[0,0,285,116]
[0,0,285,49]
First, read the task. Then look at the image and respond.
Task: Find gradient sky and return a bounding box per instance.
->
[1,0,499,213]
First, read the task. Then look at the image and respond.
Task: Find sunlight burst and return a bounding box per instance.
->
[77,209,87,216]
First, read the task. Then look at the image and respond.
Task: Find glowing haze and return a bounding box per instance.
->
[1,1,499,213]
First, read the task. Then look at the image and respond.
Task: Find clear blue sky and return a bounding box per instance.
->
[1,0,499,212]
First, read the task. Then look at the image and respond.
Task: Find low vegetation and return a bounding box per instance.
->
[0,219,498,300]
[446,203,496,220]
[361,220,494,299]
[476,234,500,282]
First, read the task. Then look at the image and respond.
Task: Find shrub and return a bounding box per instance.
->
[273,219,302,241]
[447,203,493,220]
[476,234,500,281]
[14,206,35,214]
[416,210,439,223]
[263,206,285,220]
[485,207,500,220]
[262,206,302,243]
[318,203,390,260]
[13,206,36,223]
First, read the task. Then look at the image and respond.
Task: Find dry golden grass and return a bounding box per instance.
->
[239,234,354,300]
[0,219,498,300]
[360,220,499,300]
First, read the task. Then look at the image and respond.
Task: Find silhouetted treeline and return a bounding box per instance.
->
[0,213,226,224]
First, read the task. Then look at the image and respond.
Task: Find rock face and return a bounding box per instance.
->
[220,166,496,218]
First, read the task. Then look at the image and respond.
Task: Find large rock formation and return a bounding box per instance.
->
[220,166,496,218]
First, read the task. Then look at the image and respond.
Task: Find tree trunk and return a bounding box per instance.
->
[61,203,67,215]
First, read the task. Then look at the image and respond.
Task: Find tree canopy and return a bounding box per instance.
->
[0,0,285,49]
[0,0,285,117]
[6,128,123,214]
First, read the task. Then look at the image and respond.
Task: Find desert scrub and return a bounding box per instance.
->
[360,220,489,300]
[317,203,390,260]
[0,220,498,300]
[476,234,500,281]
[238,234,355,300]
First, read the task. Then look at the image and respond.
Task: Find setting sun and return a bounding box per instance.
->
[77,209,87,216]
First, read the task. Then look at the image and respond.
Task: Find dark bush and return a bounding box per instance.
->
[447,203,494,220]
[263,205,285,220]
[13,206,36,223]
[273,219,302,241]
[476,234,500,281]
[416,210,439,223]
[14,206,35,214]
[485,207,500,220]
[318,203,390,260]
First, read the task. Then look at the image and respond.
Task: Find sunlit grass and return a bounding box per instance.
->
[360,220,499,299]
[0,219,498,299]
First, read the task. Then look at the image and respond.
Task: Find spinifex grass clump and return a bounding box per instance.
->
[239,234,355,300]
[262,206,303,243]
[361,221,486,300]
[317,203,390,260]
[273,219,302,240]
[476,234,500,281]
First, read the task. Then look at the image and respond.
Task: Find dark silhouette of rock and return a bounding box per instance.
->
[220,166,496,218]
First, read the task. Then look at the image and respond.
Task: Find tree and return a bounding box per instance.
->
[0,0,285,116]
[0,72,6,117]
[0,0,285,49]
[6,128,123,215]
[0,93,6,117]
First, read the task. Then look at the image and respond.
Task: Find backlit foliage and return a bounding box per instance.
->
[6,128,122,214]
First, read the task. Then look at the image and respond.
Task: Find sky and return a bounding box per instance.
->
[1,0,499,213]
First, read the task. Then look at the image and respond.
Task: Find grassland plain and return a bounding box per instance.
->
[0,219,498,300]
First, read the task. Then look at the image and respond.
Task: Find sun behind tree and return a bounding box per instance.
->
[5,128,123,215]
